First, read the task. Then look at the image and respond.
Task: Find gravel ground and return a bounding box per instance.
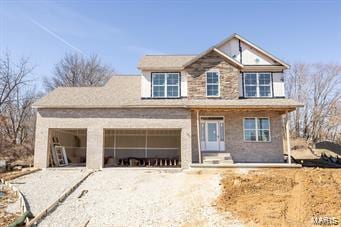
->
[10,169,90,215]
[39,169,243,227]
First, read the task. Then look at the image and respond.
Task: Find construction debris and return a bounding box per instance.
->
[78,190,88,199]
[117,157,180,167]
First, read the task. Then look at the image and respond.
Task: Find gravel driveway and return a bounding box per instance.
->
[10,169,90,215]
[39,169,242,226]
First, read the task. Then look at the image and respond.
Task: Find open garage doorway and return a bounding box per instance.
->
[48,129,87,167]
[103,129,181,168]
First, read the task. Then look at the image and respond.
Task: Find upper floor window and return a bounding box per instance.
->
[206,71,220,97]
[244,73,272,97]
[152,73,180,98]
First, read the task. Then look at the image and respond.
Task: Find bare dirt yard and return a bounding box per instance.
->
[0,184,20,226]
[217,168,341,226]
[39,169,242,227]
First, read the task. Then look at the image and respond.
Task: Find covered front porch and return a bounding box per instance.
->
[191,108,295,166]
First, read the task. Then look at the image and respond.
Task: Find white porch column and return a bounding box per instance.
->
[286,111,292,164]
[196,110,202,163]
[87,127,104,169]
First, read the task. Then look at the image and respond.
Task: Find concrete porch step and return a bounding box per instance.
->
[202,152,231,158]
[203,156,232,161]
[203,159,234,164]
[203,153,232,160]
[202,152,233,164]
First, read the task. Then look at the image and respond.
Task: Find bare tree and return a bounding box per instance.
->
[286,63,310,138]
[44,53,114,91]
[286,63,341,143]
[1,88,36,144]
[0,52,32,111]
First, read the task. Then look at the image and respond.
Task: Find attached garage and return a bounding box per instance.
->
[103,129,181,167]
[48,129,87,167]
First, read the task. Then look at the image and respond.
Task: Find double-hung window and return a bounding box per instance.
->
[152,73,180,98]
[244,73,272,97]
[243,117,270,142]
[206,71,220,97]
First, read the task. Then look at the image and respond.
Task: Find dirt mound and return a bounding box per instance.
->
[217,168,341,226]
[0,184,20,226]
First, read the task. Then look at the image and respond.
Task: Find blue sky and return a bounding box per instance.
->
[1,0,340,90]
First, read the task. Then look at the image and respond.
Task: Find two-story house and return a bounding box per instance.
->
[32,33,302,169]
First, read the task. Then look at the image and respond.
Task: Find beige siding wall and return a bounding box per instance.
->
[185,51,240,99]
[34,108,192,169]
[273,72,285,97]
[191,110,285,163]
[218,37,278,65]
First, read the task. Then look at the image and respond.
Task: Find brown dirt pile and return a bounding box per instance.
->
[0,185,20,226]
[217,168,341,226]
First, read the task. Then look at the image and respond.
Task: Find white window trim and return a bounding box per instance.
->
[151,72,180,98]
[243,117,271,142]
[244,72,272,97]
[206,71,220,97]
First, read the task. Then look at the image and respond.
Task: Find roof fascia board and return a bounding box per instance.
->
[212,48,244,68]
[182,47,243,69]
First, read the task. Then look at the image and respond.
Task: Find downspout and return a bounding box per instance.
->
[196,110,202,164]
[239,39,243,64]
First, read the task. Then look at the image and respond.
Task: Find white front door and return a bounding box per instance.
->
[200,119,225,151]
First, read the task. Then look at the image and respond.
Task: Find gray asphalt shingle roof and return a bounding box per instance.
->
[138,55,196,70]
[33,75,303,109]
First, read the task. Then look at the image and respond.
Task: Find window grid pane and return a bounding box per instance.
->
[167,74,179,85]
[245,74,257,85]
[152,73,179,98]
[245,130,257,141]
[259,85,271,97]
[167,85,178,97]
[244,118,270,142]
[244,73,272,97]
[244,118,256,129]
[153,86,165,97]
[245,85,257,97]
[207,72,219,97]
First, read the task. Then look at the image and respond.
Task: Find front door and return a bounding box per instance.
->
[200,119,225,151]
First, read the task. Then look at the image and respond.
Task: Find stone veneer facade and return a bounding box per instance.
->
[185,51,240,99]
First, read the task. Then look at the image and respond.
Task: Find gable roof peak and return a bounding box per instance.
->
[214,33,289,69]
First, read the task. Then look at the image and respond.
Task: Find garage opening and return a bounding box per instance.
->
[103,129,181,167]
[48,129,87,167]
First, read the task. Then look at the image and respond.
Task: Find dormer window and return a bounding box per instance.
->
[244,73,272,97]
[152,73,180,98]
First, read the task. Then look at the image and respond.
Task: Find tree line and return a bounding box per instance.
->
[0,52,113,148]
[286,63,340,144]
